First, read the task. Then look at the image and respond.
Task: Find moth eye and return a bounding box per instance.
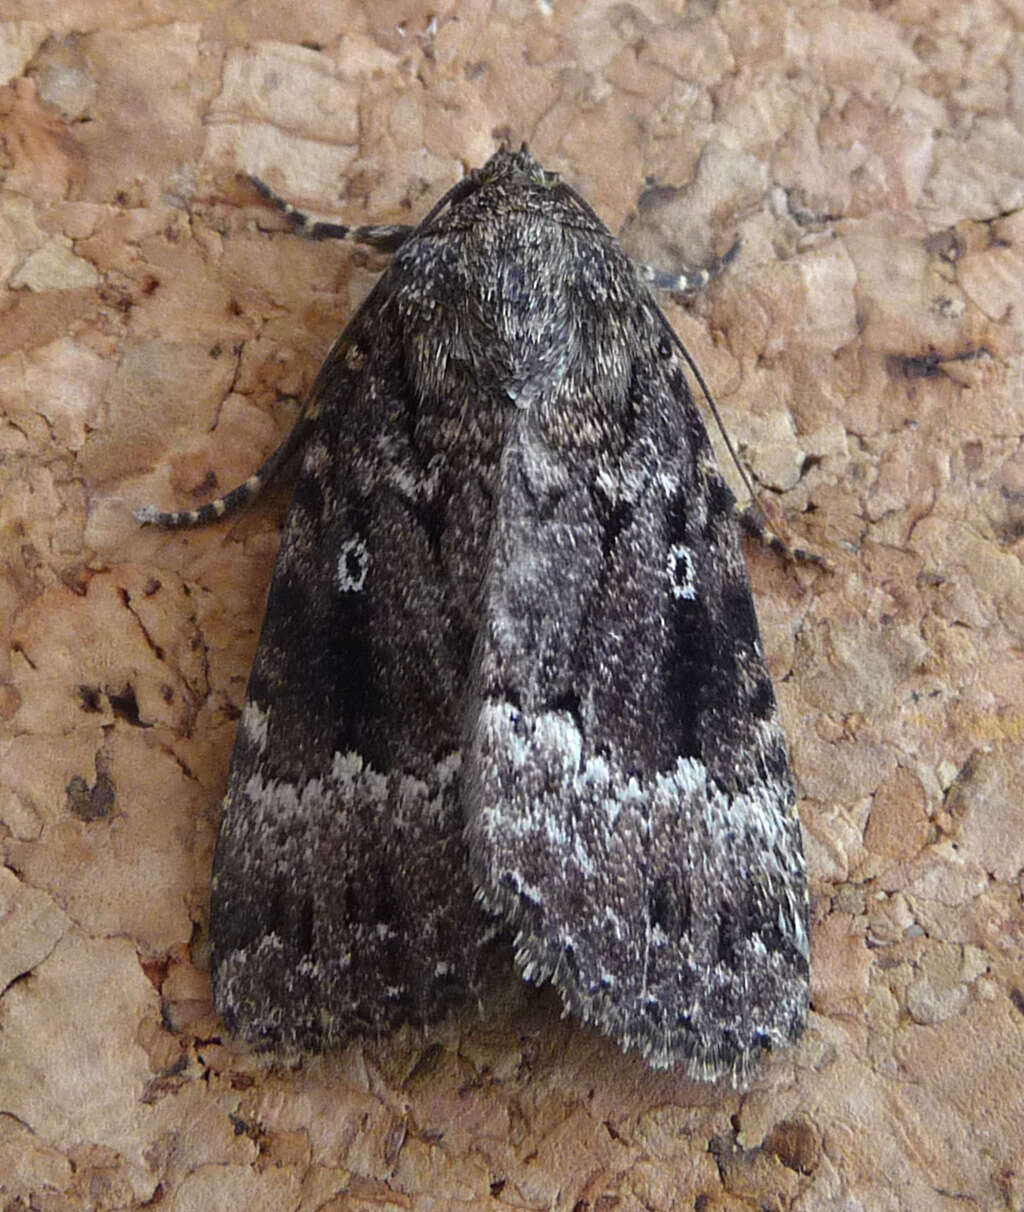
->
[658,335,672,359]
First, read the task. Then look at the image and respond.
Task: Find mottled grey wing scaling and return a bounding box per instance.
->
[457,156,809,1082]
[207,145,808,1076]
[210,268,508,1047]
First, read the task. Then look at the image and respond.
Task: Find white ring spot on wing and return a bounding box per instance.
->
[335,537,370,592]
[667,543,697,600]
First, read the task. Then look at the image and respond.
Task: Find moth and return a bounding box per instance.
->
[141,145,809,1082]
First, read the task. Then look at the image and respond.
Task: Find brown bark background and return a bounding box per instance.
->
[2,2,1023,1209]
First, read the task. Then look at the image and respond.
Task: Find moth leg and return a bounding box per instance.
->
[637,238,740,296]
[245,175,414,252]
[737,500,832,570]
[135,410,315,528]
[643,243,827,570]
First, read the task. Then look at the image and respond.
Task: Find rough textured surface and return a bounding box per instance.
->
[1,2,1022,1209]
